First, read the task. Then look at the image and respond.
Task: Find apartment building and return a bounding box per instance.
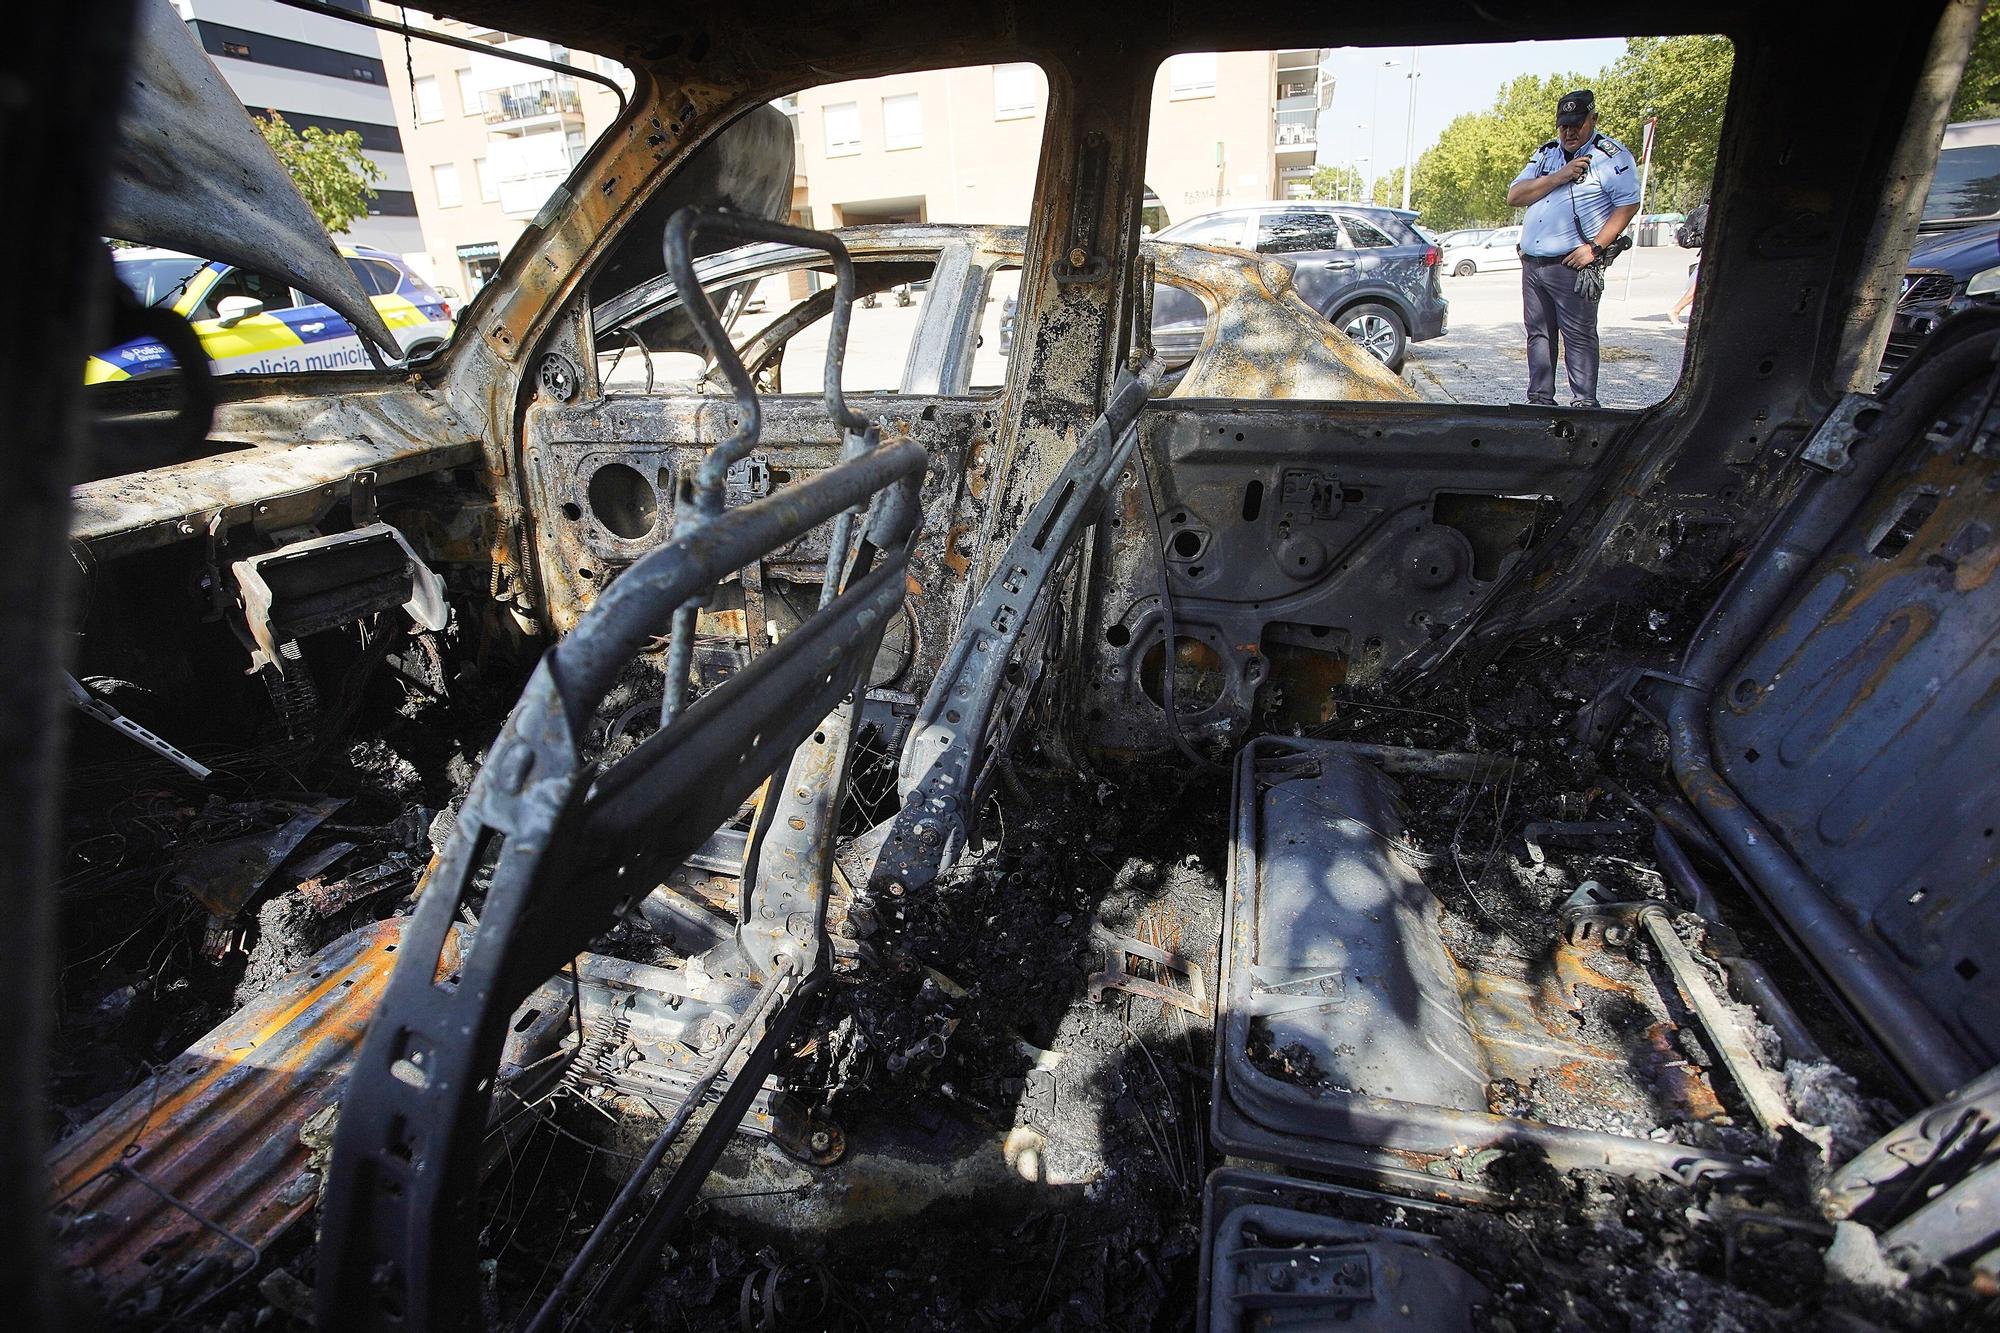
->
[366,4,629,296]
[1270,48,1332,200]
[171,0,422,254]
[378,36,1326,296]
[784,50,1330,232]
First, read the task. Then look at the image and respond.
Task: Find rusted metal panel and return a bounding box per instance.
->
[1161,246,1414,403]
[1080,404,1599,755]
[1712,410,2000,1070]
[72,389,482,559]
[49,920,461,1319]
[522,395,970,650]
[1215,737,1765,1192]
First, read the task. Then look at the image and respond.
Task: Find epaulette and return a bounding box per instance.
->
[1594,134,1626,154]
[1539,139,1559,152]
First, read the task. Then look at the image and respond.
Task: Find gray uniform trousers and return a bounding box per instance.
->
[1521,254,1599,406]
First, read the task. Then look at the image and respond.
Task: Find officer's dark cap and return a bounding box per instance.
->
[1556,90,1595,126]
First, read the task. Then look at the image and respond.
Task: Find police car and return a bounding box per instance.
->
[90,245,455,382]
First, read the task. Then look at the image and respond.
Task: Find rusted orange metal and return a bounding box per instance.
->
[50,919,461,1317]
[1167,249,1417,404]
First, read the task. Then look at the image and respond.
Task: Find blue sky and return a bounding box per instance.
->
[1317,39,1630,181]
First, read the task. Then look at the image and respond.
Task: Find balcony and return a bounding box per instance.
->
[484,80,583,126]
[1274,106,1318,150]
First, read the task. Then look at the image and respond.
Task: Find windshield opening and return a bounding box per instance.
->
[113,254,207,307]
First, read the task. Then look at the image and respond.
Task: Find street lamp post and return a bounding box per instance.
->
[1353,156,1370,201]
[1371,58,1398,203]
[1401,48,1420,212]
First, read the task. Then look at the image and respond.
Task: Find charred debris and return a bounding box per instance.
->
[46,423,2000,1332]
[32,2,2000,1330]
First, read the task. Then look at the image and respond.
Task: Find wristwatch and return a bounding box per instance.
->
[1588,242,1605,258]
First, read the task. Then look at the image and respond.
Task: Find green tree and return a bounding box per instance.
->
[1596,35,1734,214]
[1951,2,2000,120]
[1371,166,1405,207]
[1392,38,1734,230]
[1307,164,1364,199]
[255,111,383,236]
[1404,70,1585,229]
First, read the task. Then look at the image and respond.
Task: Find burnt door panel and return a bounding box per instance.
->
[1081,400,1612,754]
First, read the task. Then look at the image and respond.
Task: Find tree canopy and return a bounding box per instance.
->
[255,112,383,237]
[1383,37,1733,230]
[1595,36,1734,214]
[1306,164,1365,199]
[1951,2,2000,121]
[1371,165,1406,208]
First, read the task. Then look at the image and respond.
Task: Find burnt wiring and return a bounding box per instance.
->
[398,9,416,128]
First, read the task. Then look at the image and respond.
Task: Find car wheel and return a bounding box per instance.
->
[1338,303,1407,371]
[1453,260,1476,277]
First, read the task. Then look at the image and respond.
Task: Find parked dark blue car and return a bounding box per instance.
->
[1880,221,2000,378]
[1153,201,1447,371]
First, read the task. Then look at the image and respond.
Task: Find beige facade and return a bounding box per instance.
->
[785,50,1329,234]
[381,29,1326,296]
[368,4,627,297]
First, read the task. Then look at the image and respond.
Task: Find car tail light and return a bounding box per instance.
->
[1422,246,1441,268]
[440,301,453,321]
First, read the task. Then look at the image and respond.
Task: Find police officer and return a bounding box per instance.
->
[1505,90,1641,407]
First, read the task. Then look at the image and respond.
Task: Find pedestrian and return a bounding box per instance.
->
[1505,89,1642,407]
[1669,259,1699,324]
[1669,200,1709,324]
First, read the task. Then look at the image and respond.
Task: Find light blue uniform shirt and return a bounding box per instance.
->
[1513,134,1642,258]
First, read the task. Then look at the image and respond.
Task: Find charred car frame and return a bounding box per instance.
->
[7,0,2000,1330]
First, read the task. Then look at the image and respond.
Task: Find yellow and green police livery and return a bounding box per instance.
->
[89,245,456,383]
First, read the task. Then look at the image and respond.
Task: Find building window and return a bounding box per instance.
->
[882,93,923,150]
[475,158,498,202]
[993,63,1039,119]
[457,68,482,116]
[824,101,861,156]
[1169,52,1217,99]
[432,163,462,208]
[414,75,443,122]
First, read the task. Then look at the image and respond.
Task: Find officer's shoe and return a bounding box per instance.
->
[1569,398,1600,408]
[1527,395,1557,407]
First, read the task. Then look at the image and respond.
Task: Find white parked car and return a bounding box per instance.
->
[1434,227,1494,250]
[1443,226,1523,277]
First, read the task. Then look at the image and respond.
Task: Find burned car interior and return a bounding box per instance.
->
[11,0,2000,1329]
